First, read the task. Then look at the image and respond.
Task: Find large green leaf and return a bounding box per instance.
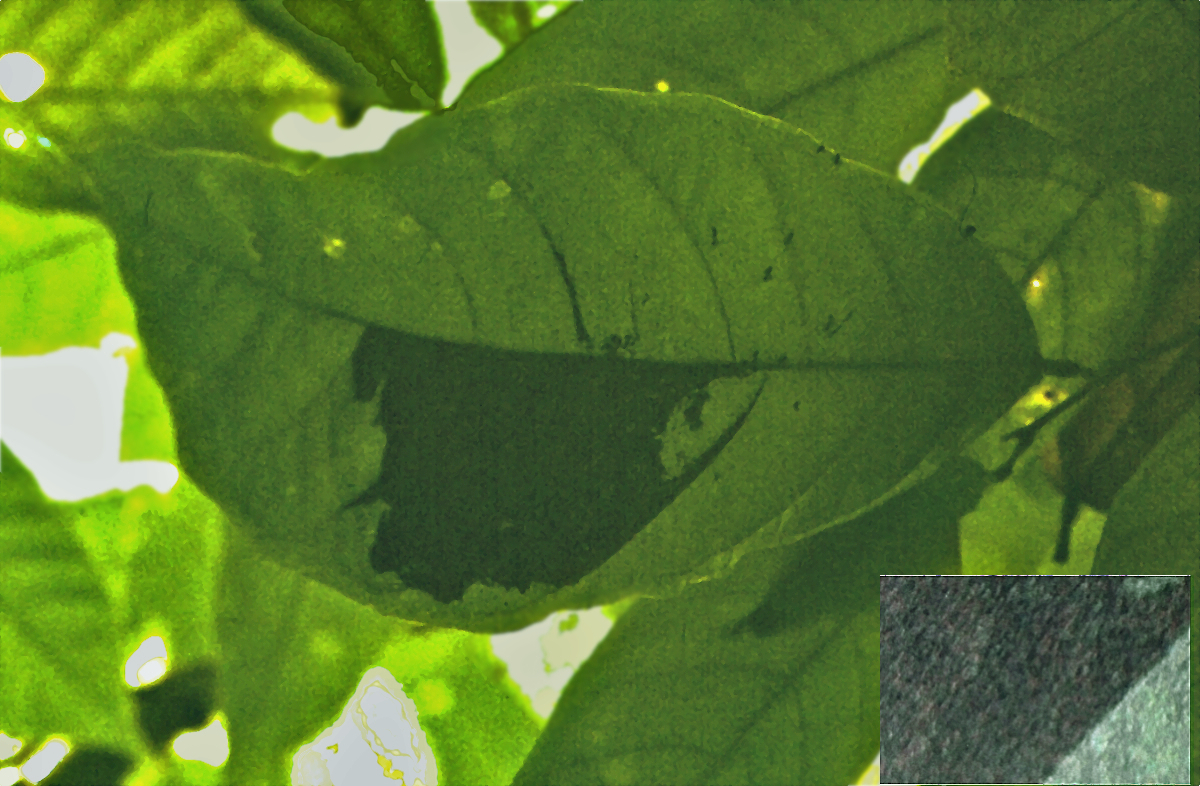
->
[509,452,984,785]
[68,83,1041,633]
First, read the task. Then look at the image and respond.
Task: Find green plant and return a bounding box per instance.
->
[1,1,1196,785]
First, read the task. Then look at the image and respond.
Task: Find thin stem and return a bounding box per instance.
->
[989,326,1200,483]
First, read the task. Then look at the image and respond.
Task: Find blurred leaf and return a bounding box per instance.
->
[122,480,223,665]
[910,107,1174,372]
[279,0,446,111]
[235,0,394,124]
[946,0,1200,199]
[468,1,535,53]
[1089,408,1200,576]
[0,444,147,757]
[0,0,331,213]
[215,522,540,786]
[0,202,127,357]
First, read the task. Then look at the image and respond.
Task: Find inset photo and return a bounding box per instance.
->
[879,574,1189,785]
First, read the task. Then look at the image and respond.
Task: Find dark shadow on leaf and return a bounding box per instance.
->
[132,660,219,753]
[38,746,134,786]
[727,454,987,640]
[343,325,766,604]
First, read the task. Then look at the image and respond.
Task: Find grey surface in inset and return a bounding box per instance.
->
[879,575,1190,784]
[1045,628,1190,785]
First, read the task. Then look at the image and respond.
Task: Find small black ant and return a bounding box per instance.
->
[601,333,638,356]
[958,164,977,238]
[821,310,855,338]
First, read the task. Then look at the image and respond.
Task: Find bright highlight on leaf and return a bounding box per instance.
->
[323,236,347,259]
[854,751,881,784]
[1026,266,1049,302]
[487,179,512,200]
[3,128,26,150]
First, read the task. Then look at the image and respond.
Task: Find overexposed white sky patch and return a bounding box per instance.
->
[897,88,991,184]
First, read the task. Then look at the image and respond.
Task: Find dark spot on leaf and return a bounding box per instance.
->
[783,231,793,246]
[821,310,855,338]
[763,266,773,282]
[711,226,718,246]
[35,747,134,786]
[337,95,369,128]
[816,144,825,154]
[963,225,976,237]
[683,387,711,431]
[793,401,800,411]
[833,153,841,166]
